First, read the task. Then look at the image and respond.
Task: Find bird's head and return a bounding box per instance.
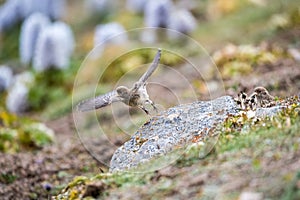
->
[116,86,130,97]
[254,87,269,96]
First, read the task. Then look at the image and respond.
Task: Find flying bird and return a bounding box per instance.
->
[76,48,162,115]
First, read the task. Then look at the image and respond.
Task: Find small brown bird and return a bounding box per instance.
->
[77,49,162,115]
[235,87,275,110]
[253,86,275,108]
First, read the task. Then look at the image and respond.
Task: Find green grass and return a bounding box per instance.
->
[0,25,21,63]
[282,171,300,200]
[217,122,299,153]
[0,173,18,184]
[0,110,55,152]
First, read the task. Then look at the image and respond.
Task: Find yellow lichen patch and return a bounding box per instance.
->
[0,111,17,127]
[0,110,55,152]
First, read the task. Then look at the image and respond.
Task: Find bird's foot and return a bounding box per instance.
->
[145,99,159,114]
[150,102,158,113]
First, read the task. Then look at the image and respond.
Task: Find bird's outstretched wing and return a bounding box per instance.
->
[76,90,119,112]
[132,48,161,92]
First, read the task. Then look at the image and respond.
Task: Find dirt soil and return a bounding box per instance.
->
[0,115,126,199]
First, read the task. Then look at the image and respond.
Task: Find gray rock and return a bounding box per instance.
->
[255,106,285,118]
[110,96,239,172]
[109,96,296,172]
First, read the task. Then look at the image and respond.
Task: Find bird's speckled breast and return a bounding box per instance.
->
[128,94,140,106]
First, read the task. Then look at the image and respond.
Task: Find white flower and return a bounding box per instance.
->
[144,0,173,28]
[18,0,36,19]
[93,22,127,57]
[0,0,21,32]
[85,0,112,13]
[126,0,148,13]
[0,0,66,32]
[45,0,66,20]
[167,9,197,39]
[6,72,34,114]
[142,1,197,42]
[33,21,75,71]
[33,25,56,71]
[51,22,75,69]
[6,83,29,113]
[18,0,66,20]
[14,71,34,86]
[19,12,50,65]
[0,65,13,92]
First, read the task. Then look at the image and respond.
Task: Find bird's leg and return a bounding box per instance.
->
[152,103,158,113]
[145,99,158,113]
[139,105,149,115]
